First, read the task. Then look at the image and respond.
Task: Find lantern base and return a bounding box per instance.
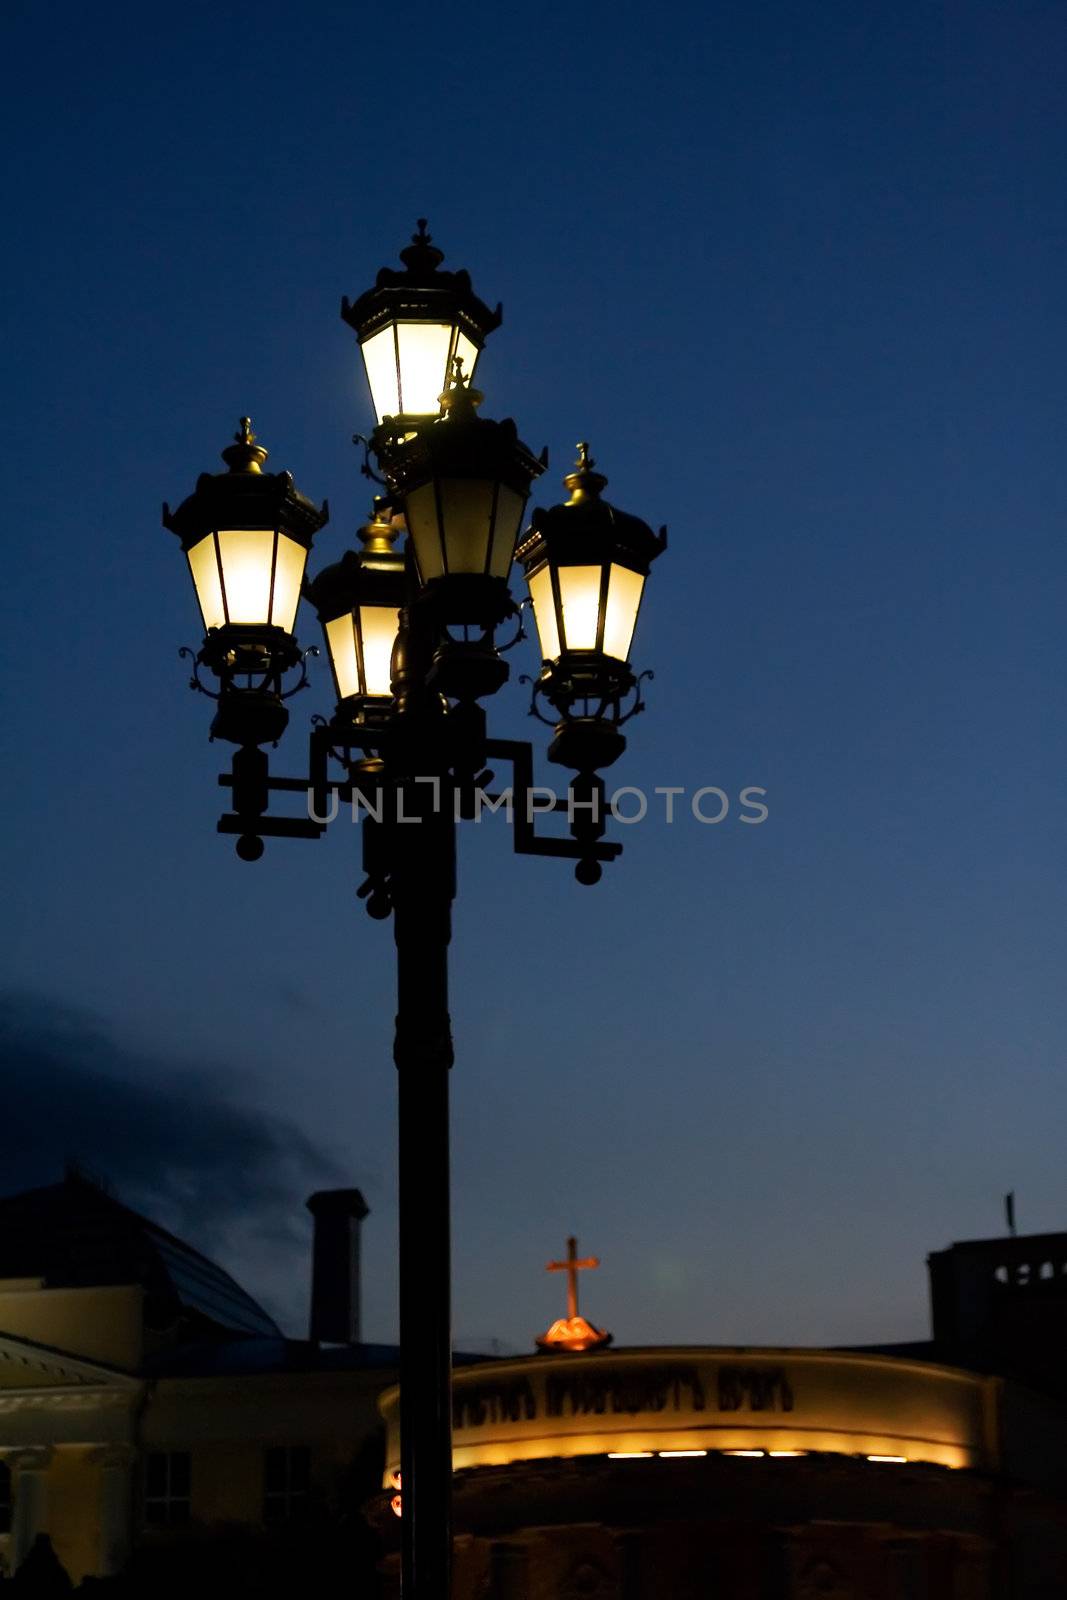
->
[427,640,509,703]
[547,717,627,773]
[210,689,290,747]
[415,573,516,630]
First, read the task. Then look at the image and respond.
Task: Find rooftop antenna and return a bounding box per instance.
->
[1004,1191,1017,1237]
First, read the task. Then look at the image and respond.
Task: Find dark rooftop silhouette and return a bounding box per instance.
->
[0,1172,281,1341]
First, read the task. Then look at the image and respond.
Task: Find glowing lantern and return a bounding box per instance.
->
[518,444,664,670]
[305,501,406,721]
[388,366,544,626]
[164,418,327,646]
[516,445,665,771]
[342,220,502,429]
[163,418,327,745]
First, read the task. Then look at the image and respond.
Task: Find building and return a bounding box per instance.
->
[373,1233,1067,1599]
[0,1172,393,1587]
[2,1177,1067,1596]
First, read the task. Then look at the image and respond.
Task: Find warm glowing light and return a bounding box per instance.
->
[361,323,479,423]
[359,605,399,695]
[602,564,645,661]
[558,565,602,650]
[384,1348,988,1477]
[186,529,306,633]
[527,561,644,662]
[536,1314,611,1354]
[325,616,359,700]
[389,1468,402,1517]
[608,1452,653,1460]
[187,536,225,630]
[527,566,560,660]
[324,605,400,701]
[217,529,273,624]
[658,1450,707,1458]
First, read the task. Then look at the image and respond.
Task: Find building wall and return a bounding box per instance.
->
[45,1446,103,1585]
[0,1284,143,1370]
[382,1347,998,1479]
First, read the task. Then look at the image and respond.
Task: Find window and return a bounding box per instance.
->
[0,1460,10,1535]
[144,1451,191,1527]
[263,1446,311,1526]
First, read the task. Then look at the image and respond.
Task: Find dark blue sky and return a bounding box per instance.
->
[3,0,1066,1350]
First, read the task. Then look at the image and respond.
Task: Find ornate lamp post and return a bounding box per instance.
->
[163,224,666,1600]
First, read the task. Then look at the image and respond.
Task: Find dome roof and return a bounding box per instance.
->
[0,1173,280,1341]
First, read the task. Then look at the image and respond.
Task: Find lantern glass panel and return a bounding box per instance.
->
[602,563,645,661]
[216,528,275,624]
[325,614,360,700]
[395,322,454,416]
[558,565,603,651]
[527,565,560,660]
[271,533,308,632]
[439,479,495,573]
[361,327,402,423]
[404,483,445,580]
[454,330,479,387]
[187,534,225,631]
[360,604,400,696]
[487,484,525,578]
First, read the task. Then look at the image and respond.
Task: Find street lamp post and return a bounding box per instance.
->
[163,223,666,1600]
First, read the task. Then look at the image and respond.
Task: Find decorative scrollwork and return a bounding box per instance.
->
[179,646,221,700]
[353,433,388,488]
[525,669,648,731]
[494,597,528,654]
[279,645,320,700]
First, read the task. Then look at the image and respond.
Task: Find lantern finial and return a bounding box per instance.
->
[359,497,403,556]
[563,441,608,503]
[399,217,446,276]
[221,416,269,475]
[439,354,484,416]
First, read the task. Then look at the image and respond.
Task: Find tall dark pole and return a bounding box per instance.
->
[393,798,455,1599]
[390,592,457,1600]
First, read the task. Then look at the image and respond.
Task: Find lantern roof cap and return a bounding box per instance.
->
[221,416,269,474]
[341,220,503,344]
[359,496,404,556]
[386,398,546,499]
[162,417,329,549]
[438,356,484,417]
[563,441,609,503]
[304,501,406,618]
[517,448,667,572]
[399,217,446,274]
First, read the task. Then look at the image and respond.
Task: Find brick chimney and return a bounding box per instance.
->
[306,1189,369,1345]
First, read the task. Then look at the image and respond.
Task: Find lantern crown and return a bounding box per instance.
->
[438,355,484,417]
[517,445,666,576]
[305,500,407,717]
[304,499,406,620]
[562,441,608,502]
[340,220,503,348]
[220,416,269,475]
[163,417,329,552]
[388,392,545,502]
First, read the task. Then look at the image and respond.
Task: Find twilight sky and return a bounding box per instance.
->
[3,0,1066,1354]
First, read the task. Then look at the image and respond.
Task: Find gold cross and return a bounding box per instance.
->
[546,1236,600,1321]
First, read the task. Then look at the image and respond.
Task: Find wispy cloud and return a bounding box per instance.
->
[0,992,341,1332]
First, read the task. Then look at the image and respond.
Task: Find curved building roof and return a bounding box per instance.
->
[0,1174,280,1340]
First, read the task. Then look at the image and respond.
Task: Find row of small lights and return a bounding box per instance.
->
[607,1449,908,1464]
